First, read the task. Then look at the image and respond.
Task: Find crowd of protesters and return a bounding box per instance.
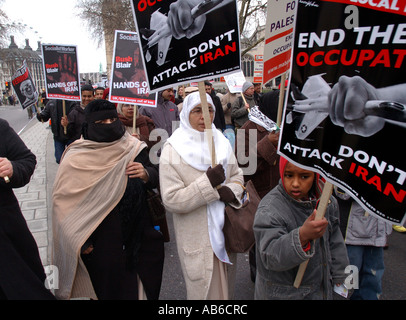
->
[0,80,403,301]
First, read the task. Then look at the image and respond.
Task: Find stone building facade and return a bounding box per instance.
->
[0,36,45,98]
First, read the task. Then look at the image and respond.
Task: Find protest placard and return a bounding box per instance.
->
[224,70,278,131]
[109,30,157,107]
[131,0,242,166]
[41,44,81,101]
[130,0,241,93]
[263,0,296,85]
[278,0,406,225]
[223,70,246,93]
[11,60,38,109]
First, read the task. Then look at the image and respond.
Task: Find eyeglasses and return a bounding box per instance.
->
[190,107,215,115]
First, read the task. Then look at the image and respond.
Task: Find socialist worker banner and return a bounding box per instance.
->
[278,0,406,224]
[109,30,157,106]
[130,0,241,93]
[41,44,80,101]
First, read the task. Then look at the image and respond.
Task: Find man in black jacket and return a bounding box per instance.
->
[205,81,226,132]
[37,99,73,163]
[60,85,95,145]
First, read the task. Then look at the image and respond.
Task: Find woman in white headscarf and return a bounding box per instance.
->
[159,91,244,300]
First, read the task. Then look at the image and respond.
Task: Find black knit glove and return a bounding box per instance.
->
[206,164,225,188]
[218,186,236,203]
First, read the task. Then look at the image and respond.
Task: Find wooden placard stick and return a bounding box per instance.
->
[62,100,67,134]
[198,81,216,167]
[4,176,10,183]
[276,72,287,128]
[241,94,250,113]
[133,105,137,135]
[293,181,334,288]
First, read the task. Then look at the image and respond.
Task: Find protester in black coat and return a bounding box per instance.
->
[259,89,280,122]
[0,118,55,299]
[37,99,73,163]
[205,81,225,131]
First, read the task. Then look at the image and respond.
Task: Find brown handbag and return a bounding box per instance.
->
[146,189,170,242]
[223,180,261,253]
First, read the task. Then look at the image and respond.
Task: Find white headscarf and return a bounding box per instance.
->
[167,91,233,264]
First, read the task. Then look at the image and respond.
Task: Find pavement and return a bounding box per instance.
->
[13,119,255,300]
[10,116,406,301]
[14,119,57,268]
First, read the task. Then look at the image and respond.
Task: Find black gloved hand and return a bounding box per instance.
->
[218,186,236,203]
[206,164,225,188]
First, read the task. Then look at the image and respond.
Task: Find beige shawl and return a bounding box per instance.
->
[52,132,145,299]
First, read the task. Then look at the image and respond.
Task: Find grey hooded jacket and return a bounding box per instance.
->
[253,181,349,300]
[335,189,392,247]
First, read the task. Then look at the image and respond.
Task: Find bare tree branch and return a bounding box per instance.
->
[75,0,134,48]
[0,0,25,48]
[74,0,267,72]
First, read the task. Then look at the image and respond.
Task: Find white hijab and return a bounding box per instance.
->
[167,92,233,264]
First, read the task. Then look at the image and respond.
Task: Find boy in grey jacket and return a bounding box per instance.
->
[254,157,349,299]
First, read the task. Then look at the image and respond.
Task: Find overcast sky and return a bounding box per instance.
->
[3,0,107,73]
